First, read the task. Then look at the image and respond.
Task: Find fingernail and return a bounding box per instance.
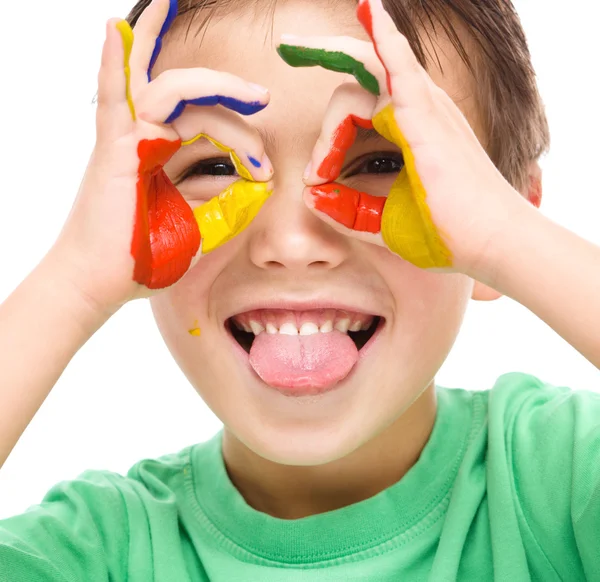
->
[303,161,312,181]
[261,154,274,176]
[280,33,299,43]
[247,82,269,94]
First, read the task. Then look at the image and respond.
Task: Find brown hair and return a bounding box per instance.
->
[126,0,549,190]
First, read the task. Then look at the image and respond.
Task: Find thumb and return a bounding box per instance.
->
[304,184,388,247]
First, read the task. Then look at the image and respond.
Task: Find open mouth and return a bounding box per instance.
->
[226,309,382,354]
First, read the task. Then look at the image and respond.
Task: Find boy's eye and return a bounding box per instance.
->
[175,157,238,184]
[343,152,405,178]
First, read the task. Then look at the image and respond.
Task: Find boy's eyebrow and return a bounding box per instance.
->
[356,126,383,143]
[253,125,383,152]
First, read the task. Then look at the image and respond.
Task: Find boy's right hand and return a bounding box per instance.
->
[52,0,273,316]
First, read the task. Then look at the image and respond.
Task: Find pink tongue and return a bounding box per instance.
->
[249,330,358,390]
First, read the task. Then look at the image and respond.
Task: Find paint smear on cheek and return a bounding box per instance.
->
[318,115,373,181]
[132,139,201,289]
[189,320,201,336]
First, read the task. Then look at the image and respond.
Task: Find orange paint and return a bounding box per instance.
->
[311,183,385,233]
[132,139,201,289]
[356,0,392,95]
[318,116,373,182]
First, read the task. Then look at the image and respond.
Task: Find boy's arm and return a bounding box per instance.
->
[0,250,110,469]
[478,197,600,369]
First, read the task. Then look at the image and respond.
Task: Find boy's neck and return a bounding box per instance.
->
[221,382,437,520]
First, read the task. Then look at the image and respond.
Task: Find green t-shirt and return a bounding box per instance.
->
[0,372,598,581]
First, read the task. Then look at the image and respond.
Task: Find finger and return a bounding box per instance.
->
[136,68,269,125]
[303,83,377,185]
[173,106,274,182]
[96,19,136,144]
[277,35,385,97]
[357,0,433,108]
[194,180,273,255]
[305,184,386,244]
[130,0,178,91]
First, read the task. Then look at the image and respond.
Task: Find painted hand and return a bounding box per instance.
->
[278,0,527,275]
[57,0,272,311]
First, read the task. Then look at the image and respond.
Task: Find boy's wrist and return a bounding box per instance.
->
[465,190,535,290]
[40,247,120,336]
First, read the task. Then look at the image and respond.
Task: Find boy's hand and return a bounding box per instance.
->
[278,0,529,277]
[54,0,273,315]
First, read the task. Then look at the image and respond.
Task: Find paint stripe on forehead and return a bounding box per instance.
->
[147,0,179,82]
[277,44,380,96]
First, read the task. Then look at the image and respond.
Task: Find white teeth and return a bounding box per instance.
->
[280,322,299,335]
[250,320,265,335]
[361,319,373,331]
[300,322,320,336]
[266,323,278,335]
[320,320,333,333]
[334,318,350,333]
[349,321,362,332]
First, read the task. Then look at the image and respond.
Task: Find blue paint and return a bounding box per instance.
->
[147,0,178,82]
[248,156,262,168]
[164,96,267,124]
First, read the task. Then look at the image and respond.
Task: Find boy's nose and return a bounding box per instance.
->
[247,178,349,271]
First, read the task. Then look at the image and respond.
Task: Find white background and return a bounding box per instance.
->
[0,0,598,519]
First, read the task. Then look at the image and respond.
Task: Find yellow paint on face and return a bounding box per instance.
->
[373,104,452,269]
[115,20,136,121]
[182,133,253,181]
[189,328,201,336]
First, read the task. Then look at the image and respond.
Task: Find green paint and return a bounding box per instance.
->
[277,44,380,97]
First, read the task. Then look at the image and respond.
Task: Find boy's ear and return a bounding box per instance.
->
[472,161,542,302]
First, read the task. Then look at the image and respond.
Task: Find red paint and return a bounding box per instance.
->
[356,0,393,95]
[311,183,385,233]
[132,139,201,289]
[318,116,373,181]
[529,176,542,208]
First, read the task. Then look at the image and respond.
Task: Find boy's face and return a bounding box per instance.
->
[151,0,483,465]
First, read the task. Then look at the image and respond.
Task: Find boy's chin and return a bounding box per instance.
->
[227,420,369,467]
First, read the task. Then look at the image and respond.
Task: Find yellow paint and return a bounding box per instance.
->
[115,20,136,121]
[194,180,272,253]
[182,133,253,181]
[189,328,201,336]
[372,104,452,269]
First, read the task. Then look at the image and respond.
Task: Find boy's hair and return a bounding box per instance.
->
[127,0,550,191]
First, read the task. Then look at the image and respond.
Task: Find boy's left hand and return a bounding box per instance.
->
[278,0,531,278]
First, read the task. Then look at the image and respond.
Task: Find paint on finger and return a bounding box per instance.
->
[165,96,267,124]
[310,183,385,233]
[356,0,392,95]
[277,44,380,96]
[318,115,373,181]
[373,104,452,268]
[132,138,201,289]
[116,20,136,120]
[248,155,262,168]
[182,132,254,181]
[194,180,272,253]
[147,0,178,82]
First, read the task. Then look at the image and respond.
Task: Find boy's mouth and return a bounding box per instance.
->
[226,308,383,394]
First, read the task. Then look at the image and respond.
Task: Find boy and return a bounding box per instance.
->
[0,0,599,579]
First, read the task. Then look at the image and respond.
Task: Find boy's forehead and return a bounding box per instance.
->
[154,1,482,139]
